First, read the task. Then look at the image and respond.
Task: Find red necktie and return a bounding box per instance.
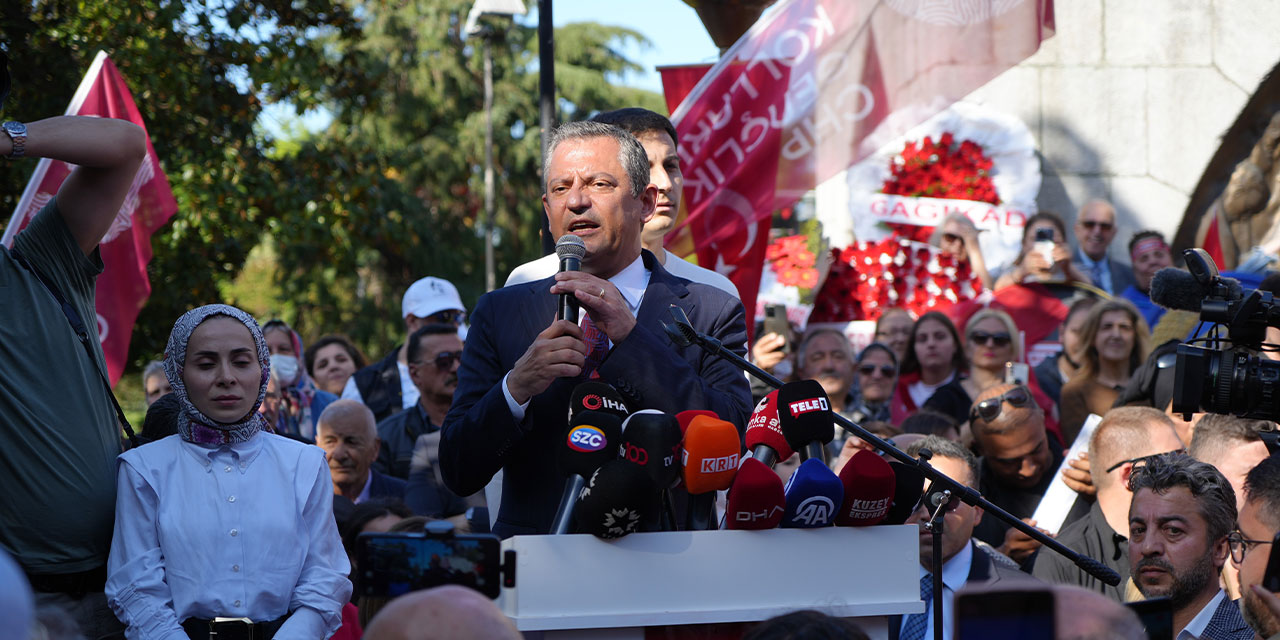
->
[580,314,609,379]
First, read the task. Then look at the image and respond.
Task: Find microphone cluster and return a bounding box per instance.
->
[559,380,927,540]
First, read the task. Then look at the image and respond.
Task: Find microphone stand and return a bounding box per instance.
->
[663,306,1120,597]
[925,486,950,640]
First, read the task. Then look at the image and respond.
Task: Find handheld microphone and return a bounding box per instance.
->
[777,380,834,464]
[834,449,896,527]
[574,459,658,539]
[556,234,587,322]
[549,410,623,534]
[883,461,928,525]
[745,390,793,468]
[568,380,630,423]
[620,410,684,530]
[681,414,742,530]
[725,457,786,530]
[781,458,844,528]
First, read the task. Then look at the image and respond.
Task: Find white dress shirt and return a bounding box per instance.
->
[502,254,651,420]
[1176,589,1226,640]
[106,433,352,640]
[900,541,974,640]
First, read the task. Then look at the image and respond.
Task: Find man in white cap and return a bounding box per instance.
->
[342,276,466,421]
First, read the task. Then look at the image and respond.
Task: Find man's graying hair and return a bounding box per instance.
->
[1128,452,1236,543]
[543,121,650,198]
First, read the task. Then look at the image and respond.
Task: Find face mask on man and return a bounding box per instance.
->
[269,354,300,386]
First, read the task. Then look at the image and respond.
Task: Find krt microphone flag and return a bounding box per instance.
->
[745,390,792,467]
[782,458,844,528]
[884,461,927,525]
[777,380,834,462]
[549,410,623,534]
[835,449,896,527]
[574,459,658,539]
[726,457,785,530]
[681,414,741,530]
[569,381,629,423]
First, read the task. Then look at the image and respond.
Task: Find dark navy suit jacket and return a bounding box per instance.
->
[439,250,753,539]
[366,468,407,502]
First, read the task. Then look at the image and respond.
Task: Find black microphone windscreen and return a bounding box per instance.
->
[620,410,684,489]
[558,410,623,479]
[777,380,834,452]
[883,461,927,525]
[568,381,629,424]
[1149,267,1205,312]
[574,459,658,539]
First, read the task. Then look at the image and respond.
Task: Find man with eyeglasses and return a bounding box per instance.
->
[343,276,468,422]
[1033,407,1185,601]
[969,383,1089,567]
[1233,455,1280,638]
[1072,200,1135,296]
[1128,453,1251,640]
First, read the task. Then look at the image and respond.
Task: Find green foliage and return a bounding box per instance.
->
[1,0,661,372]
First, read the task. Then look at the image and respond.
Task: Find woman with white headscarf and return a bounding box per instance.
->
[106,304,351,639]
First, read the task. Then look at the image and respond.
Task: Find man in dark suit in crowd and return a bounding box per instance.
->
[1072,199,1134,295]
[891,436,1040,640]
[439,120,753,538]
[317,400,407,504]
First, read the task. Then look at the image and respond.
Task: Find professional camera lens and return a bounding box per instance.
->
[1174,345,1280,420]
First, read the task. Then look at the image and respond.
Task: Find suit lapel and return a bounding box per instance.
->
[635,250,691,338]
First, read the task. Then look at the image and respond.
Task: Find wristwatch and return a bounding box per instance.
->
[2,121,26,159]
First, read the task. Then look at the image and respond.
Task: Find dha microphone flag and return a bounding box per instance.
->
[569,381,630,424]
[835,450,896,527]
[620,410,684,489]
[884,461,928,526]
[550,410,623,535]
[745,390,792,468]
[777,380,834,462]
[782,458,844,528]
[675,409,718,435]
[574,459,659,539]
[726,457,786,530]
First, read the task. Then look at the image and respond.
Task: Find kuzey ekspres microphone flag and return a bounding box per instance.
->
[661,0,1055,325]
[2,50,178,385]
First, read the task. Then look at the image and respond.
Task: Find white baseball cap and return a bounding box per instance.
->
[402,276,465,320]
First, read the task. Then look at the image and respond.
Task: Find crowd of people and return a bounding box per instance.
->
[9,98,1280,640]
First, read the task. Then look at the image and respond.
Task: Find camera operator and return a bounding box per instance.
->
[0,59,147,637]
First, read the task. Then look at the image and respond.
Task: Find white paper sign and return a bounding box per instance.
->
[1033,413,1103,535]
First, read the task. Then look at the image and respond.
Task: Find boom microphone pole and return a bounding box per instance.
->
[662,305,1120,592]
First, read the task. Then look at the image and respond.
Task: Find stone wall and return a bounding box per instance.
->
[963,0,1280,252]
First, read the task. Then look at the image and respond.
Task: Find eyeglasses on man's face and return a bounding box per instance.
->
[1228,530,1274,564]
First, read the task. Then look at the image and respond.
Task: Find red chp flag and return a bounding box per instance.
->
[663,0,1054,321]
[1,51,177,384]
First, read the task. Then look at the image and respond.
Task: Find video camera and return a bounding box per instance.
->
[1169,248,1280,420]
[355,520,515,600]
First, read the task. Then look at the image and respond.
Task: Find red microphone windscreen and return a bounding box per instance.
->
[744,390,793,461]
[835,449,896,527]
[676,410,718,435]
[681,415,741,495]
[726,457,785,530]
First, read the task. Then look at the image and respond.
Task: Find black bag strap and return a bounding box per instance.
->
[9,246,139,448]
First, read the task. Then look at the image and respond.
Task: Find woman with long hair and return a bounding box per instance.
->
[890,311,968,424]
[994,212,1091,289]
[306,334,368,397]
[1059,298,1151,444]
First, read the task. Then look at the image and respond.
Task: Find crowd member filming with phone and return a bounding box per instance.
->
[1127,453,1252,639]
[105,305,351,638]
[994,212,1092,289]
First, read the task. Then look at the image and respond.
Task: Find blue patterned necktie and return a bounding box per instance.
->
[1090,260,1107,292]
[901,573,934,640]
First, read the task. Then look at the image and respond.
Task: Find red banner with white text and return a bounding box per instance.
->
[2,51,177,385]
[663,0,1054,325]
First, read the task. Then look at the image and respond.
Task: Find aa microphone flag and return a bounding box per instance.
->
[2,51,178,384]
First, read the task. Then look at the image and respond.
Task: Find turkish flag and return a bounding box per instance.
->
[2,51,177,384]
[662,0,1054,326]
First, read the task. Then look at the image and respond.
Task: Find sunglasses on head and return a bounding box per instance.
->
[969,331,1012,347]
[969,385,1034,424]
[1080,220,1114,231]
[858,364,896,377]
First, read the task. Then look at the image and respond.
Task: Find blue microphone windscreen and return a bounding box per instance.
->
[781,458,844,528]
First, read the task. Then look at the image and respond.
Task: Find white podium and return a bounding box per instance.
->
[498,525,924,639]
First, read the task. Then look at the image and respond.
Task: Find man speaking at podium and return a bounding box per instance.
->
[440,120,753,538]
